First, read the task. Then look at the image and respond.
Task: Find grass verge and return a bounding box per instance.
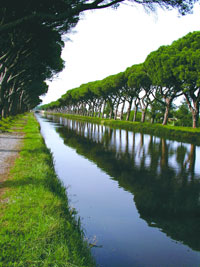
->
[46,112,200,145]
[0,114,25,132]
[0,113,95,267]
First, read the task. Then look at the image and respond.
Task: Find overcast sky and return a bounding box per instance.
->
[41,2,200,104]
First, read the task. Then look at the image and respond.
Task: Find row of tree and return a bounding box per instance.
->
[40,31,200,128]
[0,0,197,117]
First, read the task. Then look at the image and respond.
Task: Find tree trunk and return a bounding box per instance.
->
[126,99,132,121]
[162,97,172,125]
[162,105,170,125]
[87,104,91,116]
[192,112,198,128]
[82,103,86,116]
[101,100,106,119]
[191,101,199,128]
[184,91,200,128]
[141,110,146,123]
[98,102,102,118]
[151,117,155,124]
[1,107,6,118]
[133,104,138,122]
[120,100,125,120]
[9,95,18,116]
[114,101,120,120]
[77,105,80,115]
[91,104,95,117]
[109,104,113,119]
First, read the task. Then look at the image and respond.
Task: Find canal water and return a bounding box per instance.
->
[37,114,200,267]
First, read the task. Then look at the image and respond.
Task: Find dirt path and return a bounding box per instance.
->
[0,132,24,198]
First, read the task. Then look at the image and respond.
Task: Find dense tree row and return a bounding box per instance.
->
[0,0,198,117]
[41,31,200,128]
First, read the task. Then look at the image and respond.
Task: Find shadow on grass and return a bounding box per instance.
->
[21,147,51,155]
[1,174,70,220]
[1,176,45,188]
[0,136,25,139]
[0,149,21,153]
[1,155,67,203]
[0,136,39,140]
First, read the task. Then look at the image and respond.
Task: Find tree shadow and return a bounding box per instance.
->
[0,171,68,208]
[1,176,45,189]
[0,149,21,153]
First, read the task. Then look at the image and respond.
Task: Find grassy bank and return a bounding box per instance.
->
[46,112,200,145]
[0,114,24,132]
[0,113,95,267]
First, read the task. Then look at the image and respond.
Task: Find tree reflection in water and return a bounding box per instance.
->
[48,115,200,252]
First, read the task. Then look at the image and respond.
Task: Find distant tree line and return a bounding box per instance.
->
[40,31,200,128]
[0,0,197,118]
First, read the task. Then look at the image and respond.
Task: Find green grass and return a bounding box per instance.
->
[0,115,25,132]
[0,113,95,267]
[47,112,200,145]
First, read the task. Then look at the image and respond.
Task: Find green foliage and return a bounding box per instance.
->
[174,101,192,127]
[0,113,95,267]
[0,1,198,117]
[0,115,24,132]
[41,31,200,128]
[123,110,142,122]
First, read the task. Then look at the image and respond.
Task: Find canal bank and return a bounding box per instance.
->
[45,112,200,145]
[0,113,94,267]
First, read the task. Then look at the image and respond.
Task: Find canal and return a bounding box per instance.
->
[37,114,200,267]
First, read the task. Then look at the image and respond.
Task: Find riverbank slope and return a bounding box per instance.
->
[0,113,94,267]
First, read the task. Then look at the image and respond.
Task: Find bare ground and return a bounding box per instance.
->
[0,132,24,199]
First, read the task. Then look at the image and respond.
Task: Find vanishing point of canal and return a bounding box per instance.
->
[36,114,200,267]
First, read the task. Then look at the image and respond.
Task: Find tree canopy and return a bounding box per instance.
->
[0,0,199,117]
[40,31,200,128]
[0,0,197,32]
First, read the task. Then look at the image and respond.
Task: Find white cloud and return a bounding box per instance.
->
[41,2,200,104]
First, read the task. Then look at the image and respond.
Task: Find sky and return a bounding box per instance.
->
[41,2,200,105]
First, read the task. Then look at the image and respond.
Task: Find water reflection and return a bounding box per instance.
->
[47,115,200,252]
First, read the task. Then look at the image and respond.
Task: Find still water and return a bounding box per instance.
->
[37,114,200,267]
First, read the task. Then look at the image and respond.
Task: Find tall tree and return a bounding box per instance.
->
[0,23,64,117]
[171,31,200,128]
[144,45,183,125]
[0,0,198,116]
[127,64,152,122]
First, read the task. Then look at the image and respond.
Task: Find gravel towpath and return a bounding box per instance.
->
[0,132,24,197]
